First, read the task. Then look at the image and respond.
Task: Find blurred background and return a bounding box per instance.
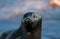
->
[0,0,60,39]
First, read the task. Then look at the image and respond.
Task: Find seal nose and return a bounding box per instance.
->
[24,17,32,23]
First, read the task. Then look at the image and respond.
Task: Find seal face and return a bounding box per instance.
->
[22,11,42,39]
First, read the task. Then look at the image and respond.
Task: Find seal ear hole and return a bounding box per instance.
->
[32,14,37,18]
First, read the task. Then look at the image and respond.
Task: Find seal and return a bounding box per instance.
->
[21,11,42,39]
[0,11,42,39]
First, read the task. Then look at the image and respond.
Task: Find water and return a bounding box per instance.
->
[42,20,60,39]
[0,8,60,39]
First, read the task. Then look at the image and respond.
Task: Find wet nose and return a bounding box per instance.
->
[24,17,32,23]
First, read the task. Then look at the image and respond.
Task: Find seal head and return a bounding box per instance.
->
[22,11,42,32]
